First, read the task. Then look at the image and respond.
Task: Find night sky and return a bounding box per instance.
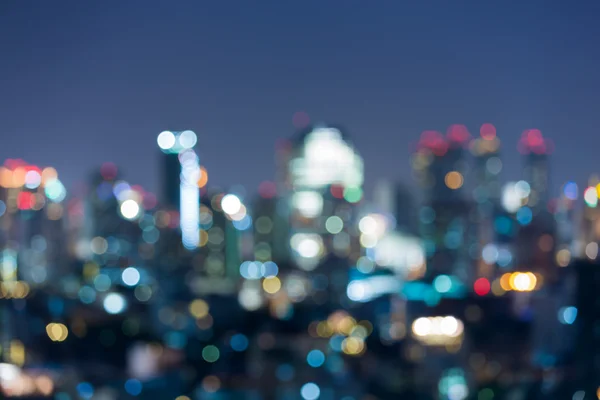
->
[2,1,600,198]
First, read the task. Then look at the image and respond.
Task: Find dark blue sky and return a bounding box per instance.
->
[1,1,599,197]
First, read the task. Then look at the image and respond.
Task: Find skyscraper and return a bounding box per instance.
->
[412,126,473,283]
[157,130,201,250]
[278,124,364,271]
[519,129,552,213]
[514,129,556,281]
[469,124,506,278]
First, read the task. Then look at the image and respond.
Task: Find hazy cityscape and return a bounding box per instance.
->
[0,121,599,399]
[3,2,600,400]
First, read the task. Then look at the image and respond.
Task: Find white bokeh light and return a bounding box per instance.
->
[122,267,141,286]
[120,199,141,220]
[178,130,197,149]
[502,182,522,213]
[291,128,363,189]
[103,293,126,314]
[292,191,323,218]
[221,194,242,215]
[293,235,321,258]
[412,318,432,337]
[157,131,176,150]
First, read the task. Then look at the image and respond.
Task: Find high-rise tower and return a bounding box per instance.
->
[157,130,201,250]
[412,126,473,283]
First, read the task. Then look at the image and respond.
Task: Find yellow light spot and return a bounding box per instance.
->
[175,396,191,400]
[342,337,365,355]
[197,166,208,188]
[316,321,333,337]
[12,167,26,187]
[526,272,538,290]
[337,316,357,335]
[262,277,281,294]
[500,273,512,291]
[10,340,25,366]
[41,167,58,185]
[509,272,537,292]
[556,248,571,267]
[46,323,68,342]
[444,171,464,190]
[189,299,209,319]
[199,230,209,247]
[0,167,11,188]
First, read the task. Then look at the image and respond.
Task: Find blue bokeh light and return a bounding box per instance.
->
[306,349,325,367]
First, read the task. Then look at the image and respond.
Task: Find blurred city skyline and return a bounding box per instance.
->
[2,1,600,196]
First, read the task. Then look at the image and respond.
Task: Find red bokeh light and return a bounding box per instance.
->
[4,159,27,170]
[474,277,490,296]
[518,129,548,155]
[258,181,277,199]
[17,191,35,210]
[418,130,448,156]
[446,124,470,144]
[330,185,344,199]
[100,162,118,180]
[480,123,496,140]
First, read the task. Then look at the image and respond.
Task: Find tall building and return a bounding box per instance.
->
[469,124,509,279]
[275,124,365,306]
[519,129,551,213]
[514,129,557,281]
[0,160,68,286]
[157,130,201,250]
[278,124,364,270]
[412,126,473,283]
[0,159,68,366]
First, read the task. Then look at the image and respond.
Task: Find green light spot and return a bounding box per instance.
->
[202,345,220,363]
[343,187,363,203]
[325,216,344,234]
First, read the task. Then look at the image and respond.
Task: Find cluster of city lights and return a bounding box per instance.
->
[411,316,464,346]
[583,183,600,208]
[0,281,30,299]
[221,193,252,230]
[309,311,371,356]
[499,272,539,292]
[2,119,599,400]
[0,160,66,214]
[0,363,54,398]
[157,130,203,249]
